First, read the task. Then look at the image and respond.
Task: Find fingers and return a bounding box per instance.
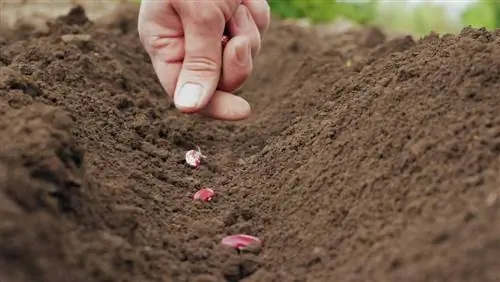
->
[172,7,227,113]
[199,91,251,120]
[138,0,253,121]
[150,57,181,101]
[242,0,271,36]
[181,36,252,121]
[142,33,185,98]
[218,36,252,92]
[227,4,261,57]
[138,1,184,97]
[201,37,253,120]
[148,37,252,121]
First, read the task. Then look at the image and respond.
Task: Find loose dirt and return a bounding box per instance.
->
[1,4,500,282]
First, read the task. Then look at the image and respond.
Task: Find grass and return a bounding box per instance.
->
[267,0,499,36]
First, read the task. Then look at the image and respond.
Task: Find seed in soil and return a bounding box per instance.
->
[221,234,262,251]
[185,146,206,168]
[193,188,215,202]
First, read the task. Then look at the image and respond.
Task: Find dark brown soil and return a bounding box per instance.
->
[1,4,500,282]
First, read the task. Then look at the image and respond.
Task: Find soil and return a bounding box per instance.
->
[1,4,500,282]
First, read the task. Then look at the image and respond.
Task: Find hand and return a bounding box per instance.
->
[138,0,270,121]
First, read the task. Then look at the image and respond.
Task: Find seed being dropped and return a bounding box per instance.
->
[193,188,215,202]
[221,35,229,48]
[221,234,262,250]
[185,146,206,168]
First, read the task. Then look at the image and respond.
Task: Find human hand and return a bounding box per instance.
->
[138,0,270,121]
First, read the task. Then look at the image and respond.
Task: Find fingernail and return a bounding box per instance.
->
[236,42,250,64]
[175,82,203,109]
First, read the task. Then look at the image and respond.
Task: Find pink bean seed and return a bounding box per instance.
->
[221,35,229,48]
[185,147,206,168]
[193,188,215,202]
[221,234,262,250]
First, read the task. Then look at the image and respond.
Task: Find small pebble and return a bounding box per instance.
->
[61,34,91,43]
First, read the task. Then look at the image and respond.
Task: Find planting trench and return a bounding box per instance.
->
[1,4,500,282]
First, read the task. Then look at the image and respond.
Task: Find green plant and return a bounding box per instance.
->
[461,0,495,29]
[460,0,500,30]
[267,0,377,24]
[334,1,378,24]
[267,0,337,22]
[371,3,461,36]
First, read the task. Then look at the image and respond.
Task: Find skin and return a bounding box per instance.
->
[138,0,271,121]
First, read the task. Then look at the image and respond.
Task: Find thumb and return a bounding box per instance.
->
[173,14,225,113]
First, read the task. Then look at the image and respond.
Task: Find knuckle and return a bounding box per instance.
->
[184,1,236,26]
[241,64,253,78]
[233,60,252,76]
[140,34,160,55]
[233,57,253,77]
[183,56,219,75]
[150,37,184,62]
[150,36,173,51]
[189,6,223,27]
[220,0,241,21]
[137,24,156,53]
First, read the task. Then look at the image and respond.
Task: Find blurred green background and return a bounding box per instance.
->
[267,0,500,36]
